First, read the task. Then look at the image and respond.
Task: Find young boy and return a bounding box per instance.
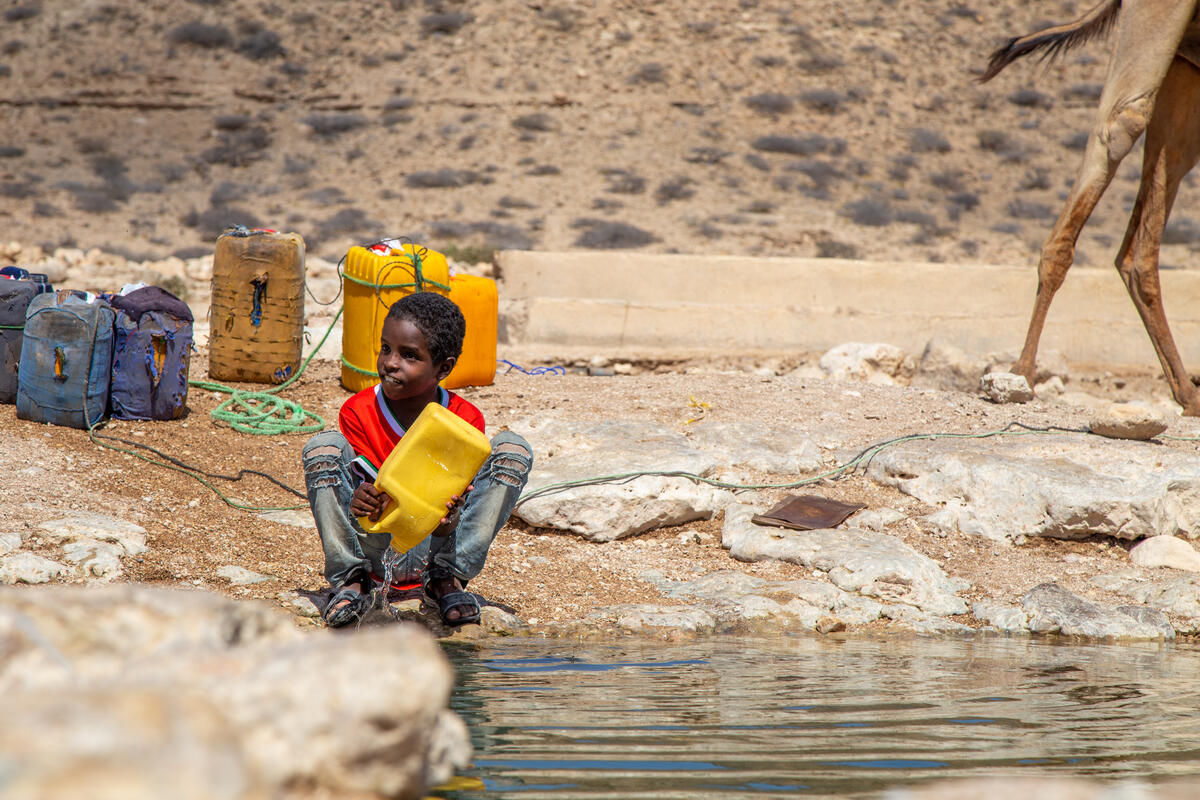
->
[301,291,532,628]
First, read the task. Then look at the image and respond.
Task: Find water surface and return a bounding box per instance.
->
[436,635,1200,799]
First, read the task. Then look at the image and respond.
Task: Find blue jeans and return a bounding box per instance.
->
[302,429,533,590]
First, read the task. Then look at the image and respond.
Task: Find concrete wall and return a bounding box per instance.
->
[496,251,1200,367]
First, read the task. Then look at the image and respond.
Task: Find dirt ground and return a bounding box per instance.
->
[5,341,1200,634]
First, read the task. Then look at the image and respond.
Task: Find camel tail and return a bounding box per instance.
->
[979,0,1121,82]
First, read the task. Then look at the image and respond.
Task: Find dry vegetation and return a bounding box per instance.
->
[2,0,1198,270]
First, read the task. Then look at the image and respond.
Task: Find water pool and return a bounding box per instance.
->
[436,635,1200,799]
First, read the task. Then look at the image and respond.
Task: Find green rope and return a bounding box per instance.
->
[187,306,342,436]
[0,324,24,329]
[340,355,378,377]
[514,422,1092,508]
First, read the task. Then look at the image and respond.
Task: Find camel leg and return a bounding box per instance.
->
[1012,0,1195,387]
[1114,58,1200,415]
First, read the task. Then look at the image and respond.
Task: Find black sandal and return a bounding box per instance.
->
[323,585,371,628]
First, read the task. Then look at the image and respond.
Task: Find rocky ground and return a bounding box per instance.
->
[5,283,1200,642]
[4,0,1200,271]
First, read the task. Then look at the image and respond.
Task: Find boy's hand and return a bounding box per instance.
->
[431,484,473,537]
[351,482,392,522]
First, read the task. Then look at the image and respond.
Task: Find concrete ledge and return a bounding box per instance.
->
[497,251,1200,367]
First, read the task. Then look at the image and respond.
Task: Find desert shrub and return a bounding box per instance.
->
[528,164,560,176]
[628,63,668,85]
[755,55,787,68]
[673,102,706,116]
[303,113,367,138]
[602,169,646,194]
[204,126,271,166]
[4,5,41,22]
[928,169,965,193]
[977,129,1029,162]
[280,62,307,77]
[1061,131,1089,150]
[1008,88,1053,109]
[692,220,723,239]
[1019,168,1052,191]
[751,134,845,156]
[685,147,730,164]
[2,41,22,56]
[33,201,62,217]
[895,208,938,230]
[1163,217,1200,246]
[317,207,380,240]
[430,221,533,251]
[499,195,536,209]
[383,96,414,111]
[512,113,555,132]
[168,21,233,48]
[743,200,775,214]
[796,54,843,73]
[237,28,285,60]
[181,205,261,239]
[888,154,916,182]
[799,89,846,113]
[1007,199,1053,220]
[744,153,771,172]
[1061,83,1103,102]
[0,145,25,158]
[0,181,33,199]
[942,5,979,21]
[421,12,472,34]
[208,182,249,205]
[173,246,211,260]
[305,186,348,205]
[786,159,844,191]
[655,177,695,205]
[405,168,479,188]
[213,113,251,130]
[540,6,582,32]
[744,93,794,115]
[686,20,718,36]
[841,197,894,227]
[945,192,980,221]
[991,221,1022,235]
[0,65,10,77]
[570,218,657,249]
[909,127,951,154]
[817,239,860,259]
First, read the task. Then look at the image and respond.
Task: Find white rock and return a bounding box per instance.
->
[217,566,274,586]
[0,530,21,555]
[851,508,905,532]
[39,513,148,556]
[1022,583,1174,640]
[0,553,69,584]
[971,600,1028,632]
[1089,403,1168,441]
[1034,375,1066,397]
[979,371,1033,404]
[62,538,125,579]
[258,509,316,529]
[1130,536,1200,572]
[818,342,915,386]
[686,419,823,474]
[868,436,1200,542]
[721,504,968,615]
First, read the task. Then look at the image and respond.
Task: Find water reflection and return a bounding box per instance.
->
[437,636,1200,799]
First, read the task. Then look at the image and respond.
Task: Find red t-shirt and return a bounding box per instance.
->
[339,384,486,483]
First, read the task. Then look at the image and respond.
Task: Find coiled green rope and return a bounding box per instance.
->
[187,306,342,435]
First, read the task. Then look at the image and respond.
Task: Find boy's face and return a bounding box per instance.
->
[377,316,454,402]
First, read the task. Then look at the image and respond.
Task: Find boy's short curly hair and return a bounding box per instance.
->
[385,291,465,364]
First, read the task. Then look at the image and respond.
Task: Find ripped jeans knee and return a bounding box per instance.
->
[489,432,532,489]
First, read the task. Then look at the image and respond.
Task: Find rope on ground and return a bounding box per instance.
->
[500,359,566,376]
[513,421,1092,508]
[187,305,342,435]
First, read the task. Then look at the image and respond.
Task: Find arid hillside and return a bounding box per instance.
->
[2,0,1199,270]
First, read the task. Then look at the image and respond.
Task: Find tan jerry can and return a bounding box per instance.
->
[208,229,305,384]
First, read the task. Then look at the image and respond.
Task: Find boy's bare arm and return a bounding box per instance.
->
[351,482,391,521]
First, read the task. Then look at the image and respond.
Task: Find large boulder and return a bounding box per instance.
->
[510,418,731,540]
[868,436,1200,542]
[722,504,969,615]
[0,585,470,799]
[1021,583,1174,640]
